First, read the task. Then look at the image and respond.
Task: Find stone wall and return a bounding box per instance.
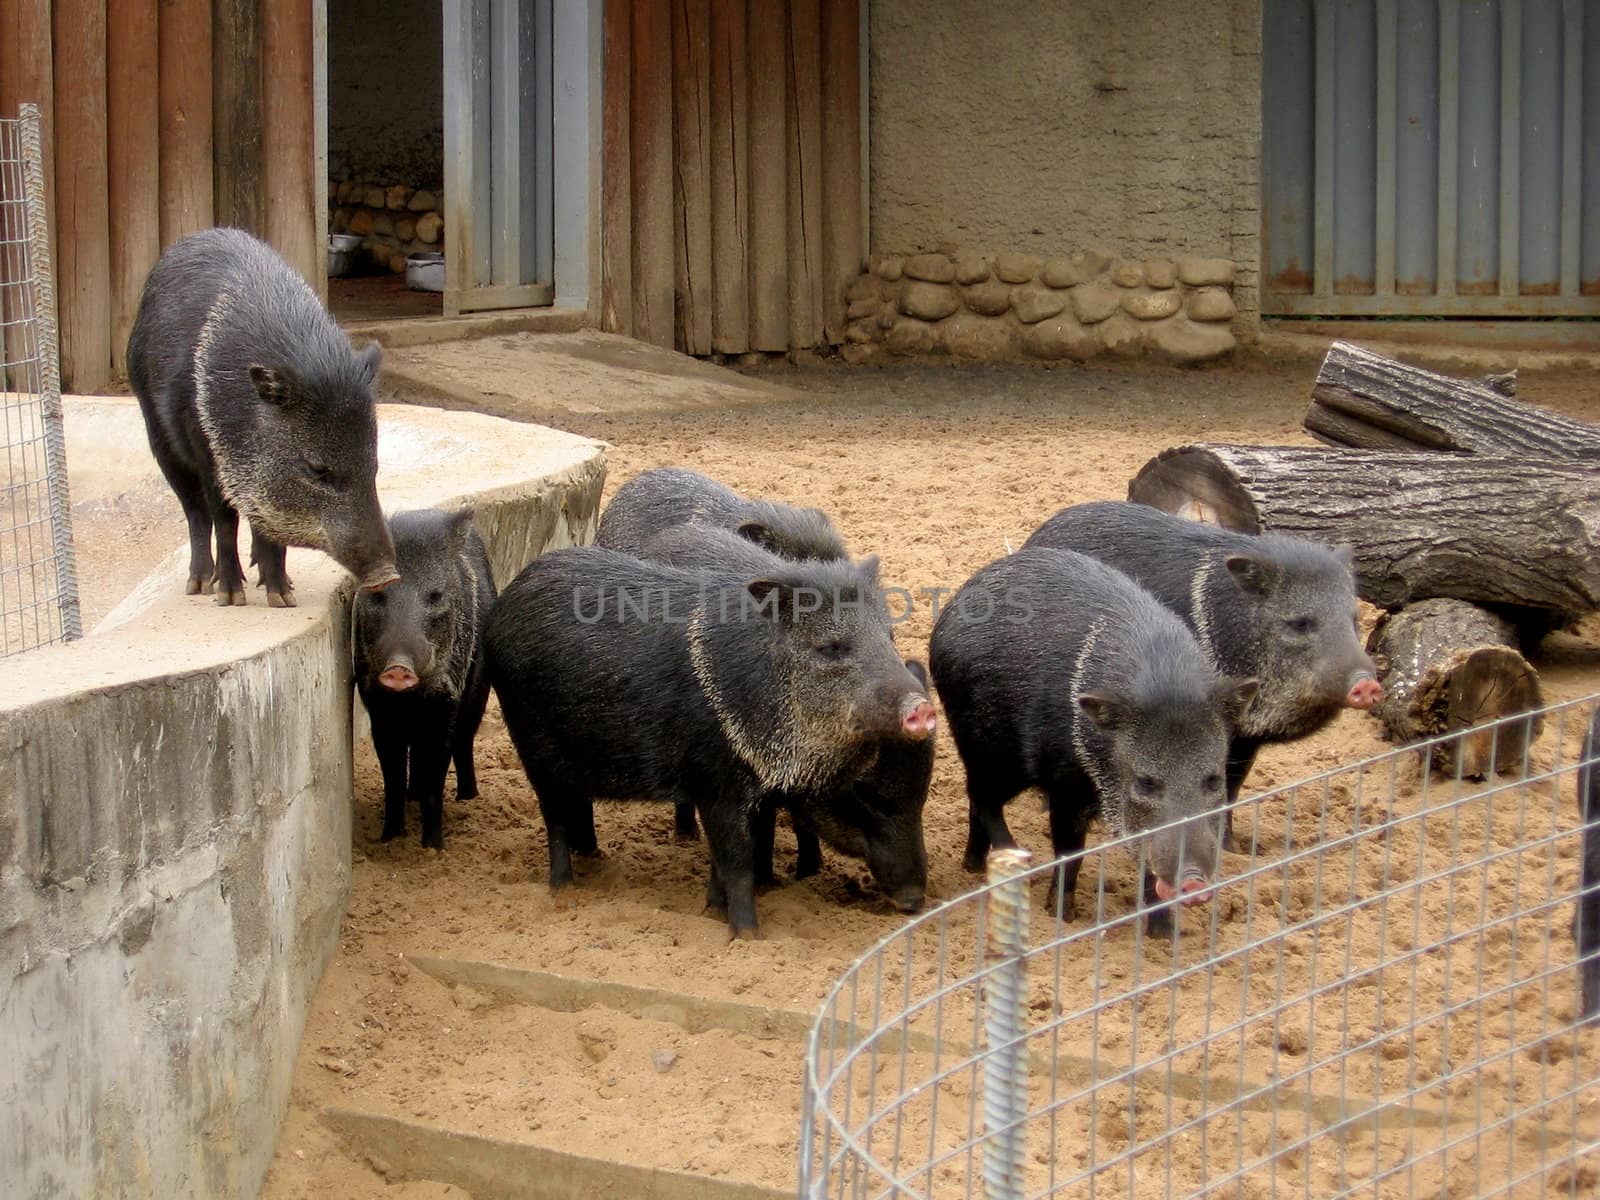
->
[869,0,1263,325]
[332,180,443,275]
[843,249,1239,365]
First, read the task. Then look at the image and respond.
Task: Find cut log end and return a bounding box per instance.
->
[1412,646,1544,778]
[1127,446,1264,534]
[1369,597,1544,779]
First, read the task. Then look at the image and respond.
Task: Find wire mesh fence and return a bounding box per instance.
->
[0,103,79,656]
[800,696,1600,1199]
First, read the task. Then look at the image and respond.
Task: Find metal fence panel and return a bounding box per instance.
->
[1264,0,1600,316]
[1,104,80,657]
[801,696,1600,1198]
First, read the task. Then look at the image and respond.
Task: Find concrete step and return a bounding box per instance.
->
[323,1108,791,1200]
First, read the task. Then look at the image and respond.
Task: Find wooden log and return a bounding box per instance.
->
[600,0,632,336]
[707,0,748,353]
[1127,443,1600,614]
[1305,340,1600,458]
[212,0,265,236]
[262,0,317,291]
[784,0,823,349]
[671,0,712,355]
[158,0,214,246]
[630,0,673,348]
[52,0,113,392]
[1366,598,1543,779]
[746,0,788,352]
[108,0,161,374]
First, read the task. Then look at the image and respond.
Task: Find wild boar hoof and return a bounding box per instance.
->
[380,822,405,842]
[216,588,248,607]
[728,926,758,942]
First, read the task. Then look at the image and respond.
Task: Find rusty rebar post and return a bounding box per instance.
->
[982,847,1032,1200]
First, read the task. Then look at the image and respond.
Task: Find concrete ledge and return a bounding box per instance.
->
[342,305,589,350]
[0,399,606,1199]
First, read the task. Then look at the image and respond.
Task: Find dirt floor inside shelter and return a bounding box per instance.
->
[260,352,1600,1198]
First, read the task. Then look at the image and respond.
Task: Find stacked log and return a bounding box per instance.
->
[329,178,443,274]
[1129,342,1600,774]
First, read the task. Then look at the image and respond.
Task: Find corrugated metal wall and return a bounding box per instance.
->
[601,0,864,355]
[1264,0,1600,317]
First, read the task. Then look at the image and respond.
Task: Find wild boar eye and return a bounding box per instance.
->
[302,455,333,483]
[814,639,850,660]
[1287,616,1316,635]
[427,590,445,606]
[1203,774,1223,792]
[1134,774,1161,796]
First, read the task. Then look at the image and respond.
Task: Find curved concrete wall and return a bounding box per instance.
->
[869,0,1263,322]
[0,399,606,1199]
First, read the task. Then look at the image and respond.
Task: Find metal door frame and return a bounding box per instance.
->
[443,0,556,315]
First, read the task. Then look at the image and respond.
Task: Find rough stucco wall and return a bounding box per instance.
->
[869,1,1263,324]
[328,0,444,188]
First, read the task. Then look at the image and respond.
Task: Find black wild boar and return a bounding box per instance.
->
[930,547,1256,936]
[485,546,934,937]
[353,508,495,850]
[1025,501,1381,850]
[128,227,397,607]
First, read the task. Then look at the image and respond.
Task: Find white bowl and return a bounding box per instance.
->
[329,233,364,252]
[405,253,445,293]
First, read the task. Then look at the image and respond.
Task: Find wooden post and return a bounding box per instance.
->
[262,0,317,289]
[746,0,788,351]
[158,0,214,246]
[52,0,113,392]
[599,0,632,336]
[785,0,822,350]
[671,0,712,355]
[818,0,859,346]
[707,0,748,353]
[212,0,265,236]
[629,0,673,348]
[108,0,161,373]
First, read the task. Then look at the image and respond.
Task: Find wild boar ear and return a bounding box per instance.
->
[1331,543,1357,568]
[854,553,881,582]
[736,520,779,552]
[1076,690,1128,730]
[1222,553,1272,598]
[249,365,293,405]
[355,340,383,386]
[745,577,790,620]
[1218,676,1260,725]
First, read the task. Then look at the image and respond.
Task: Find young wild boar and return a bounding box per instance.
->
[128,227,397,607]
[353,509,495,851]
[1025,501,1382,850]
[930,547,1257,936]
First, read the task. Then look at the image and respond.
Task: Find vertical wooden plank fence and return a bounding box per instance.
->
[604,0,864,357]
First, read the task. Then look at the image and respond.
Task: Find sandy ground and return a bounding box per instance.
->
[233,352,1600,1198]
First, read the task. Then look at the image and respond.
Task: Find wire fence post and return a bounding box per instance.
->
[982,847,1031,1200]
[18,102,80,641]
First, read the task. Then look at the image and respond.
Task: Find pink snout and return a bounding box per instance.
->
[1154,873,1214,907]
[379,664,420,691]
[1346,673,1385,710]
[901,699,938,739]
